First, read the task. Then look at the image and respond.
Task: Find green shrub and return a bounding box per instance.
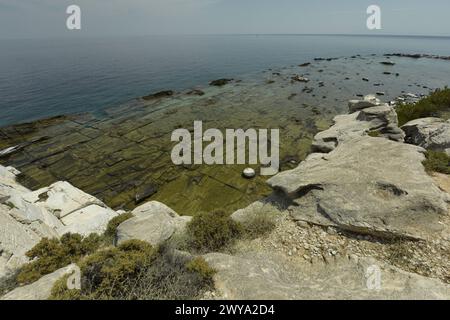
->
[120,248,216,300]
[49,243,216,300]
[17,233,102,285]
[48,274,84,300]
[186,210,242,252]
[368,130,381,137]
[423,150,450,174]
[185,257,216,282]
[103,212,133,244]
[397,88,450,126]
[80,240,155,299]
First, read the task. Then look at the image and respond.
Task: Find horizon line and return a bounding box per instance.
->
[2,32,450,41]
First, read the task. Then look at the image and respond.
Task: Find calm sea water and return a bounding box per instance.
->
[1,34,450,127]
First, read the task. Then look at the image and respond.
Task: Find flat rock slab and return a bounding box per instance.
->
[116,201,191,246]
[58,204,118,236]
[203,252,450,300]
[268,136,450,239]
[22,181,106,219]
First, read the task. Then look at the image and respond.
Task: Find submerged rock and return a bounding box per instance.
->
[268,136,450,239]
[291,75,310,83]
[210,79,233,86]
[142,90,174,101]
[402,118,450,155]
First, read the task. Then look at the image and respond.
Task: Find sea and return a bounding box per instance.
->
[1,34,450,126]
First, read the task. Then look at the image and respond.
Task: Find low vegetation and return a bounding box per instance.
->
[103,212,133,244]
[49,242,216,300]
[396,88,450,126]
[17,233,102,285]
[367,130,381,137]
[239,207,278,240]
[423,150,450,174]
[186,210,243,252]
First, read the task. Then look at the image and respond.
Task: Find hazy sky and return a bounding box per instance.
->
[1,0,450,39]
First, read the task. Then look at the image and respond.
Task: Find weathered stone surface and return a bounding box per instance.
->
[0,165,119,278]
[268,137,450,239]
[203,252,450,300]
[402,117,450,155]
[116,201,191,246]
[58,204,118,236]
[0,166,29,198]
[1,264,77,300]
[22,181,105,219]
[0,205,42,279]
[312,98,404,153]
[348,94,381,112]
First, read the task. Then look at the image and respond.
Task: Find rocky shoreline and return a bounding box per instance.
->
[1,53,450,217]
[1,91,449,299]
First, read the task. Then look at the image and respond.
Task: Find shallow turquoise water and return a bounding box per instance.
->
[1,34,450,126]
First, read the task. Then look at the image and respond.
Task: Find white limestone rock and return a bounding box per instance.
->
[1,264,78,300]
[116,201,191,246]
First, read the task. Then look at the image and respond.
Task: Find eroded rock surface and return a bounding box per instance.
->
[312,95,404,153]
[204,252,450,300]
[0,165,118,279]
[402,117,450,155]
[1,264,77,300]
[116,201,191,246]
[269,136,450,240]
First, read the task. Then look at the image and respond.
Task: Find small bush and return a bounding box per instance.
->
[240,209,278,240]
[49,243,216,300]
[0,271,19,296]
[48,274,84,300]
[423,150,450,174]
[17,233,102,285]
[80,240,155,299]
[186,210,242,252]
[119,249,216,300]
[397,88,450,126]
[368,130,381,137]
[103,212,133,244]
[185,257,216,282]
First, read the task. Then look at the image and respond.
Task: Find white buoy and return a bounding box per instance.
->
[242,168,256,179]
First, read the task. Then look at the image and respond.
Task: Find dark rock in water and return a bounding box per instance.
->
[380,61,395,66]
[142,90,174,101]
[291,75,309,83]
[186,89,205,96]
[135,184,158,204]
[299,62,311,67]
[383,72,392,75]
[288,93,297,100]
[376,92,385,96]
[210,79,233,86]
[362,78,369,82]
